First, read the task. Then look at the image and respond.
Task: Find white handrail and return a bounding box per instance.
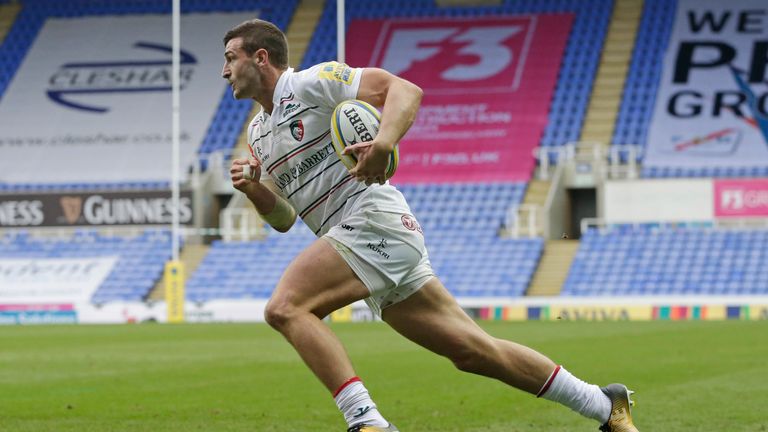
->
[543,161,566,239]
[534,144,577,180]
[505,204,541,238]
[581,217,768,235]
[219,195,265,241]
[534,143,643,180]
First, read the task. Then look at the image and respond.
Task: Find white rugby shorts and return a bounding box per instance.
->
[324,209,434,316]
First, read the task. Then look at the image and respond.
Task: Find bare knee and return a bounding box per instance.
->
[264,297,298,331]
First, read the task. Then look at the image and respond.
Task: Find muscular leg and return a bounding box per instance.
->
[266,241,617,428]
[381,276,556,394]
[264,238,371,392]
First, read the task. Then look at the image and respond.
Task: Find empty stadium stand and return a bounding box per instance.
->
[578,0,642,148]
[562,225,768,296]
[4,0,764,309]
[612,0,676,152]
[0,228,173,302]
[186,182,544,301]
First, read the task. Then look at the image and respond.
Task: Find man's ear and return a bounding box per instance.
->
[254,48,269,66]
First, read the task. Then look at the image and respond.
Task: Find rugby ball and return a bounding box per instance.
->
[330,100,398,180]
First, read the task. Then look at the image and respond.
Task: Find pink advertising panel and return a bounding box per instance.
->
[347,14,573,183]
[714,179,768,217]
[0,304,74,311]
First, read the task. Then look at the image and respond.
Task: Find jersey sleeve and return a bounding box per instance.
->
[246,118,258,160]
[295,62,363,109]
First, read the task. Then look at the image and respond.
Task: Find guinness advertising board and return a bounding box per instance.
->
[0,191,193,227]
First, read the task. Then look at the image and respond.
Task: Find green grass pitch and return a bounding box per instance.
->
[1,320,766,431]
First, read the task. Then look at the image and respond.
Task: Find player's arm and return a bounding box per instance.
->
[344,68,423,184]
[231,158,296,233]
[356,67,423,150]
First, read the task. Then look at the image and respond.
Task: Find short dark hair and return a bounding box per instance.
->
[223,19,289,69]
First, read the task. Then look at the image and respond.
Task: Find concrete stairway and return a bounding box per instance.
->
[578,0,643,151]
[503,179,549,237]
[522,179,549,208]
[510,179,550,236]
[0,2,21,44]
[526,239,579,296]
[285,0,325,67]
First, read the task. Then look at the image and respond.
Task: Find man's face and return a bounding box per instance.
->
[222,37,261,99]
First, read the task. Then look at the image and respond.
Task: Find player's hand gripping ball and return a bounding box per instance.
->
[330,100,398,180]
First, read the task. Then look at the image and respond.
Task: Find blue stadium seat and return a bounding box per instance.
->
[0,228,176,302]
[188,182,544,301]
[613,0,676,155]
[562,225,768,296]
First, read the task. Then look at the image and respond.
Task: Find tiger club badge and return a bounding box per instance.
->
[290,119,304,142]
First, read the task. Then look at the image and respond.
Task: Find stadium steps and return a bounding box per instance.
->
[522,180,549,208]
[230,0,325,161]
[512,180,549,237]
[578,0,642,148]
[147,243,210,301]
[285,0,325,67]
[0,1,21,44]
[525,239,579,296]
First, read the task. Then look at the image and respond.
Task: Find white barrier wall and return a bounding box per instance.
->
[603,179,714,223]
[0,257,117,303]
[6,298,766,324]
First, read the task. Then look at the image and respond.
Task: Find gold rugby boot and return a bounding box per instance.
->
[599,383,639,432]
[347,423,399,432]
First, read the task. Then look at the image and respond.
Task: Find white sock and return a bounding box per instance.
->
[537,366,611,423]
[333,377,388,428]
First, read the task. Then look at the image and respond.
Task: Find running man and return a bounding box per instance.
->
[223,18,639,432]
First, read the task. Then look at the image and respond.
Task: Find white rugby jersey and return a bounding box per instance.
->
[247,62,410,236]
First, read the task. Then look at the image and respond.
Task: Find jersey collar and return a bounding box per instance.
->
[271,67,294,115]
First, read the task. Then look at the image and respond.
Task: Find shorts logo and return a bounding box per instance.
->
[341,224,355,231]
[290,119,304,141]
[401,214,423,234]
[366,238,390,259]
